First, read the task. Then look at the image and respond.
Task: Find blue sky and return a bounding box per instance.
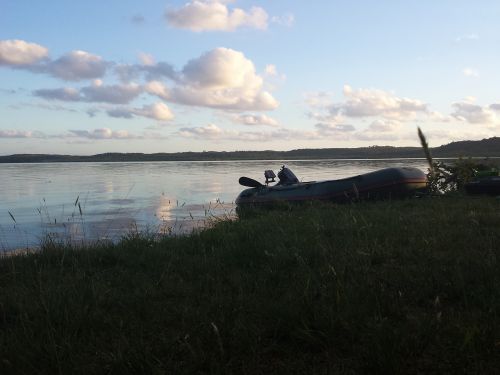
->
[1,0,499,155]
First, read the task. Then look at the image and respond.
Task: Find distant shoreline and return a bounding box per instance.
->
[2,157,500,165]
[1,137,499,163]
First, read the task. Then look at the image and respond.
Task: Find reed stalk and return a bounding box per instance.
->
[417,126,435,178]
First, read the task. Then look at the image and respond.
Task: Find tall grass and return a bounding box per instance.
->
[1,197,500,374]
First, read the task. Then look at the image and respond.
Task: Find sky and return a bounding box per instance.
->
[1,0,500,155]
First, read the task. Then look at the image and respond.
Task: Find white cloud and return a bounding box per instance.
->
[171,86,277,111]
[135,102,174,121]
[0,39,48,66]
[114,64,139,82]
[263,64,286,86]
[141,62,178,81]
[428,110,454,123]
[171,47,278,110]
[455,33,479,42]
[422,128,496,143]
[33,87,81,101]
[336,85,428,119]
[304,91,334,109]
[165,0,268,32]
[306,86,429,129]
[0,128,170,141]
[451,101,497,125]
[271,13,295,27]
[144,80,170,100]
[178,124,224,139]
[305,93,345,126]
[10,43,279,115]
[223,128,320,142]
[0,129,45,138]
[34,81,143,104]
[352,119,404,141]
[302,87,500,142]
[177,122,446,144]
[138,52,155,66]
[315,123,355,136]
[115,61,178,83]
[366,119,401,132]
[0,39,172,85]
[0,40,108,81]
[182,47,258,88]
[34,47,279,111]
[177,124,347,142]
[264,64,277,76]
[463,68,479,78]
[107,108,134,119]
[48,50,108,81]
[69,128,138,140]
[79,81,142,104]
[305,92,499,142]
[233,114,279,127]
[303,87,472,142]
[107,102,174,121]
[121,48,279,112]
[307,110,343,126]
[13,102,78,114]
[354,131,402,142]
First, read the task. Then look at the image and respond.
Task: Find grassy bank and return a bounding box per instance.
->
[1,197,500,374]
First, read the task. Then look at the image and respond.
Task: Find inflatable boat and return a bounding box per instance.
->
[236,166,427,206]
[464,176,500,196]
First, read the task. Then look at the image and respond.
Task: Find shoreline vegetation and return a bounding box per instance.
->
[1,136,500,163]
[1,197,500,373]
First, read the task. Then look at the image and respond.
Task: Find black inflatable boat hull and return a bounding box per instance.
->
[236,167,427,206]
[465,176,500,195]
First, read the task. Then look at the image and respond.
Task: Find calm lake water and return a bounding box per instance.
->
[0,159,429,252]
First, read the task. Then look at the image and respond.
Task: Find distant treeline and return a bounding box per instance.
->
[1,137,499,163]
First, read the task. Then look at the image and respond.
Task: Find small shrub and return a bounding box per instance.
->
[427,158,499,194]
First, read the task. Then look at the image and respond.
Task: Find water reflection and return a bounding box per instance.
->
[0,159,429,251]
[154,194,176,222]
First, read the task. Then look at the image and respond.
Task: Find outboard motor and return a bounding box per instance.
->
[264,170,276,185]
[277,165,299,185]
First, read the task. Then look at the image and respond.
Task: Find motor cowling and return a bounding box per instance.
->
[277,166,299,185]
